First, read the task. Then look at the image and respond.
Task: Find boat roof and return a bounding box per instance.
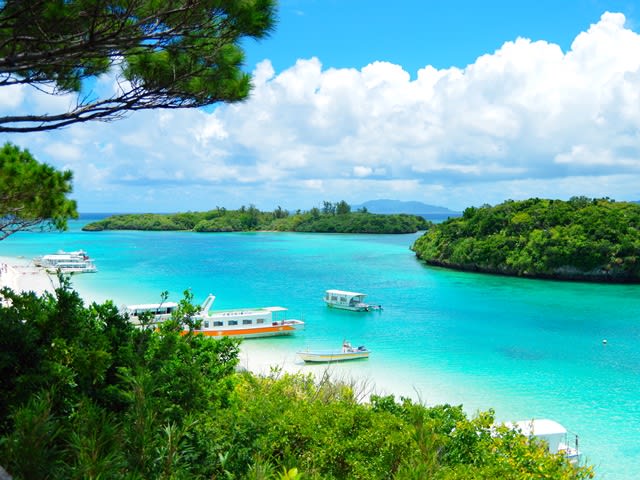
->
[126,302,179,311]
[325,289,366,297]
[507,419,568,436]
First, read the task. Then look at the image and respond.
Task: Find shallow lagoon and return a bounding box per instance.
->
[3,216,639,479]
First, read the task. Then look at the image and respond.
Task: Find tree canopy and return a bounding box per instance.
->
[0,142,77,240]
[412,197,640,282]
[0,0,276,132]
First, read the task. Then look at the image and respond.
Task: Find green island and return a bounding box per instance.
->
[82,201,431,234]
[412,197,640,282]
[0,283,593,479]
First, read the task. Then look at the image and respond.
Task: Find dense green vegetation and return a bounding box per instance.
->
[82,202,431,234]
[0,282,593,479]
[412,197,640,282]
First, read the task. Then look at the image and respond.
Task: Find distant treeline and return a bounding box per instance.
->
[82,201,431,234]
[412,197,640,282]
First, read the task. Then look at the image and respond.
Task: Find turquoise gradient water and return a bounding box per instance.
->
[3,216,639,479]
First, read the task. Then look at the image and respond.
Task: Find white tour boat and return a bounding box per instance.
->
[125,294,304,339]
[297,340,370,363]
[33,250,97,273]
[323,289,382,312]
[502,419,581,464]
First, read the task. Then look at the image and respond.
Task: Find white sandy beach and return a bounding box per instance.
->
[239,339,392,401]
[0,256,59,296]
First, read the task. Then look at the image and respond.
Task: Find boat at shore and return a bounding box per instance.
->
[33,250,97,273]
[501,419,582,464]
[323,289,382,312]
[297,340,370,363]
[125,294,304,339]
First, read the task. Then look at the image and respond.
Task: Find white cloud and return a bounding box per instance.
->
[3,12,640,212]
[0,84,25,110]
[43,142,84,163]
[353,166,372,177]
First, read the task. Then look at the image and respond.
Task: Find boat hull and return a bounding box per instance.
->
[192,321,304,339]
[298,350,370,363]
[43,266,97,274]
[324,302,369,312]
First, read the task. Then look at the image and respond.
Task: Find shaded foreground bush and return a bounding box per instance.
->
[0,281,593,479]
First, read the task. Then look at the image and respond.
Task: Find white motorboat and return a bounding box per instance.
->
[323,289,382,312]
[297,340,370,363]
[33,250,97,273]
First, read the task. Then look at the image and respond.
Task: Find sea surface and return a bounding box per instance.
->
[3,214,640,480]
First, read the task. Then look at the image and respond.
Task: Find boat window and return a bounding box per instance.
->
[340,296,346,302]
[242,319,252,325]
[256,318,264,324]
[204,321,209,328]
[228,320,238,326]
[213,321,223,327]
[331,295,337,301]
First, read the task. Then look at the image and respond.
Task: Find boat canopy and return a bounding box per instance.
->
[126,302,179,312]
[505,419,569,454]
[509,419,568,437]
[325,289,366,298]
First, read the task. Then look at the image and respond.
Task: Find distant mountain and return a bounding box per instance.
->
[354,199,460,215]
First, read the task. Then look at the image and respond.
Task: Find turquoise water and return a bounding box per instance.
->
[3,216,640,479]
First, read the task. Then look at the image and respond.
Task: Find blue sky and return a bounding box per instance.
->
[1,0,640,213]
[247,0,637,73]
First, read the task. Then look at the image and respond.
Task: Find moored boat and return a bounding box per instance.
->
[297,340,370,363]
[501,419,582,464]
[125,294,304,339]
[33,249,97,273]
[323,289,382,312]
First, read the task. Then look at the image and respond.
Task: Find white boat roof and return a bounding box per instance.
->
[507,419,568,436]
[126,302,179,311]
[325,289,366,297]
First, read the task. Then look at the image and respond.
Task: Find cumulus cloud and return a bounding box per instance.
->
[2,12,640,212]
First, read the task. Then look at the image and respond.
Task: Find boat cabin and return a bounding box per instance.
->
[324,289,381,311]
[125,302,179,324]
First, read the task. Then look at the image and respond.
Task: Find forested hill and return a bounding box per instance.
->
[411,197,640,282]
[82,202,431,234]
